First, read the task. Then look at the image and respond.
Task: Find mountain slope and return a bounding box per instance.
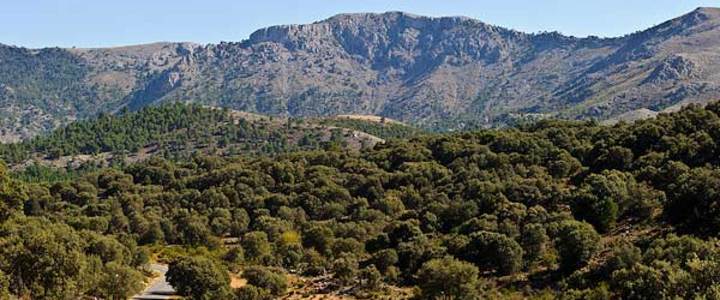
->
[0,103,414,169]
[0,42,192,142]
[2,8,720,140]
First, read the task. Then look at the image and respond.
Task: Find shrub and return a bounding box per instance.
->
[570,173,625,233]
[242,266,288,296]
[369,249,399,273]
[242,231,273,264]
[234,284,273,300]
[166,256,231,300]
[333,254,359,286]
[416,257,481,300]
[464,231,523,275]
[604,242,641,275]
[666,167,720,236]
[521,223,549,265]
[611,261,692,299]
[554,220,600,273]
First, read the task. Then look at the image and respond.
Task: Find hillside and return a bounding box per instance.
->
[2,8,720,140]
[3,101,720,298]
[0,104,417,169]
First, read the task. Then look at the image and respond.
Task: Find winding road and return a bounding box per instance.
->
[132,264,179,300]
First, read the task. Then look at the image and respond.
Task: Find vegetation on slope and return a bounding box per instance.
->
[318,117,423,140]
[5,9,720,139]
[0,103,384,166]
[2,102,720,298]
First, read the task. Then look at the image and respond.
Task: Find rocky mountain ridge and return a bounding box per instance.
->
[2,7,720,141]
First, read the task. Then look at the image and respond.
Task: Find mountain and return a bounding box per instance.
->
[2,7,720,141]
[0,42,194,141]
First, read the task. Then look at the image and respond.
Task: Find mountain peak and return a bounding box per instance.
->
[244,11,504,53]
[324,11,422,20]
[678,6,720,26]
[693,6,720,15]
[322,11,477,23]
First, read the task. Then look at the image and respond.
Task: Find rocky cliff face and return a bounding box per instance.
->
[2,8,720,140]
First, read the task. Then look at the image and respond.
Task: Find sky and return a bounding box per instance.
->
[1,0,718,48]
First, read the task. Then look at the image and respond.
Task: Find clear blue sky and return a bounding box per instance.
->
[2,0,718,48]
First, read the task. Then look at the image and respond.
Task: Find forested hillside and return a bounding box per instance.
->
[0,103,400,168]
[318,117,422,140]
[1,102,720,298]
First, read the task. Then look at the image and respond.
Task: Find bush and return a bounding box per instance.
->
[333,254,359,286]
[559,283,612,300]
[166,256,231,300]
[223,247,244,271]
[464,231,523,275]
[301,249,329,276]
[96,262,144,299]
[570,173,625,233]
[416,257,481,300]
[242,266,288,297]
[0,270,8,299]
[360,264,382,290]
[611,261,692,299]
[554,220,600,273]
[369,249,399,273]
[604,242,641,275]
[521,223,549,265]
[234,284,273,300]
[666,167,720,236]
[242,231,273,264]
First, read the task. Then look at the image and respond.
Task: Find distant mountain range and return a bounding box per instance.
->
[2,7,720,141]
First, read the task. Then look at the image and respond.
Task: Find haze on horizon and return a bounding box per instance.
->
[1,0,718,48]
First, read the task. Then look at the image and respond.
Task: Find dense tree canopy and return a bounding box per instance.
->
[1,102,720,298]
[0,103,392,165]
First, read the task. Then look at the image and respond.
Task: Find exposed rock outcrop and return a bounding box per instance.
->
[3,7,720,139]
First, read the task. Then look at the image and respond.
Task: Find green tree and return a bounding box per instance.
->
[242,231,273,264]
[369,249,399,273]
[465,231,523,275]
[230,208,251,236]
[521,223,549,265]
[0,217,90,298]
[555,220,600,273]
[333,254,359,286]
[0,162,27,222]
[570,173,625,233]
[302,225,334,255]
[611,261,692,299]
[666,167,720,235]
[176,214,213,246]
[166,256,232,300]
[96,262,144,299]
[234,285,273,300]
[416,257,481,300]
[242,266,288,297]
